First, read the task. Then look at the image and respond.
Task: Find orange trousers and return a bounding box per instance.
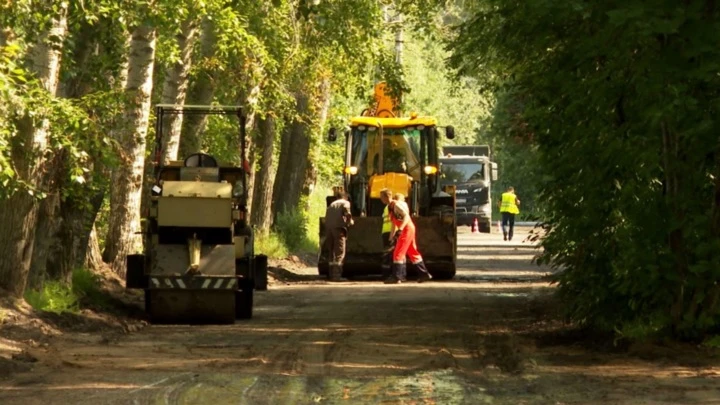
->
[392,223,423,264]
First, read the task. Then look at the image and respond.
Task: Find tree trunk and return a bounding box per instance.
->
[26,157,62,287]
[179,17,217,157]
[85,225,104,270]
[47,188,105,280]
[160,18,199,163]
[302,78,331,202]
[103,24,157,277]
[0,6,68,297]
[273,93,311,216]
[250,114,277,231]
[30,22,101,286]
[243,107,258,217]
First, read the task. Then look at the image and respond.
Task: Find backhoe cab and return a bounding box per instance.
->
[319,83,458,280]
[125,105,266,324]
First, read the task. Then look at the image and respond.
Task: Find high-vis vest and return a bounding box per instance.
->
[500,192,520,214]
[382,205,392,233]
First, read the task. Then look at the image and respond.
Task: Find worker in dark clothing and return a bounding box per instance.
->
[323,191,354,281]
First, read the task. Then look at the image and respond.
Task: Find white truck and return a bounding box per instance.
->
[439,145,498,232]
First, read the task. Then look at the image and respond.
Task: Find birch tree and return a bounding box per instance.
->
[0,3,69,296]
[103,23,157,276]
[250,113,277,229]
[179,17,217,157]
[160,17,199,163]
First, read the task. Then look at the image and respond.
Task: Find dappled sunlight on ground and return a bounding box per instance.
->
[1,229,719,404]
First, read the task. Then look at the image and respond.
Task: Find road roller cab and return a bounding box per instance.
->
[125,105,266,324]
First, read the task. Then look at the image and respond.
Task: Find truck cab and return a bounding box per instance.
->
[439,145,498,232]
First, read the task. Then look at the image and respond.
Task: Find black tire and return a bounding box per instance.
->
[430,264,456,281]
[318,262,329,277]
[144,289,151,314]
[479,220,491,233]
[235,279,254,320]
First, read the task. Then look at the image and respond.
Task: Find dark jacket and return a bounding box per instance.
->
[324,198,352,230]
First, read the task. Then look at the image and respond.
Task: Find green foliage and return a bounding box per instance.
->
[402,30,490,144]
[0,43,26,197]
[483,90,543,220]
[255,184,329,259]
[202,114,244,165]
[303,184,331,249]
[274,209,308,252]
[449,0,720,339]
[702,335,720,349]
[274,204,322,254]
[24,268,106,314]
[72,267,106,307]
[255,231,289,260]
[25,281,79,314]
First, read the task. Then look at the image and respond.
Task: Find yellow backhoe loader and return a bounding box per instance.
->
[319,83,458,280]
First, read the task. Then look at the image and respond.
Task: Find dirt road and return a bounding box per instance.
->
[2,227,719,404]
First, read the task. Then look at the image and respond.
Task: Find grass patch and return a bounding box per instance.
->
[302,184,329,250]
[274,185,329,254]
[255,231,289,259]
[24,268,108,314]
[254,184,330,259]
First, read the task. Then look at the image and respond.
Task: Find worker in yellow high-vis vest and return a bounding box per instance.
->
[498,186,521,241]
[380,188,394,277]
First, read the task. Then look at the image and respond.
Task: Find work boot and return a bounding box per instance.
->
[328,264,348,282]
[381,264,391,279]
[414,261,432,283]
[384,263,404,284]
[398,263,407,282]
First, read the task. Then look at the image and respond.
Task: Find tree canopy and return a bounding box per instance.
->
[2,0,720,341]
[449,0,720,339]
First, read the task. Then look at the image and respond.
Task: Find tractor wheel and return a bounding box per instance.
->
[430,263,456,281]
[318,262,329,277]
[235,278,254,320]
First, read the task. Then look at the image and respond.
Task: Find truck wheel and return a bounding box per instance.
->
[480,220,491,233]
[235,278,254,320]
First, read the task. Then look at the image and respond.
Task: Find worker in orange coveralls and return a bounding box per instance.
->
[384,193,432,284]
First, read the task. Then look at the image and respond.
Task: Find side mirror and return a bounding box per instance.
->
[446,125,455,140]
[328,127,337,142]
[491,162,498,181]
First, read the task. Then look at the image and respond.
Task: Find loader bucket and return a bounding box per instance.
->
[318,212,456,280]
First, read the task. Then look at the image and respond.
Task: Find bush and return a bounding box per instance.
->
[253,184,332,260]
[302,185,330,249]
[450,0,720,340]
[25,281,79,314]
[72,267,108,307]
[272,184,330,254]
[25,268,106,314]
[255,231,289,259]
[274,209,308,252]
